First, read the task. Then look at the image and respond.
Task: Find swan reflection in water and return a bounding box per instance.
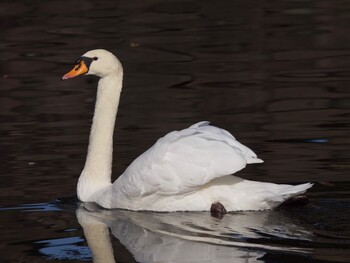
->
[76,203,313,263]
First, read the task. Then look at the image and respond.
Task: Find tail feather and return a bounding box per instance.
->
[278,182,313,200]
[260,182,313,209]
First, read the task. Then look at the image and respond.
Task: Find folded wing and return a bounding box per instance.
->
[114,121,263,199]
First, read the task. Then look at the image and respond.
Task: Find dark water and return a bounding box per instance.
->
[0,0,349,262]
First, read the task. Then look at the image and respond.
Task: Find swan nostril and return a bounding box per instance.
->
[75,64,81,71]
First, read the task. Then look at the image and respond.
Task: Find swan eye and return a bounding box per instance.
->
[93,57,98,61]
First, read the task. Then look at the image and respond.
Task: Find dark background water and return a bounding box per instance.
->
[0,0,349,262]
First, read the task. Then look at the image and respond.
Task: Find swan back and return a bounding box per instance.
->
[110,122,263,209]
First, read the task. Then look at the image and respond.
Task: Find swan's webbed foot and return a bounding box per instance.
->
[282,195,309,207]
[210,202,227,219]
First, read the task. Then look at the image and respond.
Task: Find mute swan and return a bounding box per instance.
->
[62,49,313,212]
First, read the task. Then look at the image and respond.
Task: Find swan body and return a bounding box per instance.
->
[62,49,313,212]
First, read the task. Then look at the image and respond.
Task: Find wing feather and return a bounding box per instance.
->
[114,122,263,199]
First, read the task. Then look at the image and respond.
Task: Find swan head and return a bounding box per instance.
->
[62,49,122,80]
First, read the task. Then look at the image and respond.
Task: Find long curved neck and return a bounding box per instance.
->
[86,74,122,178]
[78,69,123,201]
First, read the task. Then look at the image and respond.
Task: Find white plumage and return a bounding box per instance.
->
[62,49,313,212]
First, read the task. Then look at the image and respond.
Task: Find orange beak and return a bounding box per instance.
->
[62,60,89,80]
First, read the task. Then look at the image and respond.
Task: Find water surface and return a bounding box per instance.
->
[0,0,349,262]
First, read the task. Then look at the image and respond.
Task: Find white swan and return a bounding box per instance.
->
[62,49,313,212]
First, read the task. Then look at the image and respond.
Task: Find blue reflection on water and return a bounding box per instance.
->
[303,138,329,143]
[36,237,91,260]
[270,138,330,144]
[0,202,61,212]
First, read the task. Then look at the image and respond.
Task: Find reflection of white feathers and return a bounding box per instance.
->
[70,49,313,211]
[76,204,313,263]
